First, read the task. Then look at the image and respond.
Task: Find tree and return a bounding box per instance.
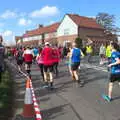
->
[75,37,83,48]
[96,13,116,31]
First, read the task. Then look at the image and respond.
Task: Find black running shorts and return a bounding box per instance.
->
[110,74,120,82]
[71,62,80,71]
[44,65,53,72]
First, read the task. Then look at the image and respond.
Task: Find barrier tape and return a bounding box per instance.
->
[7,59,42,120]
[29,79,42,120]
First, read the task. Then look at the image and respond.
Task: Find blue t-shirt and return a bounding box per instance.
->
[33,48,39,56]
[111,51,120,74]
[71,48,81,63]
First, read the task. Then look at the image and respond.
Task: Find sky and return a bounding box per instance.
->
[0,0,120,45]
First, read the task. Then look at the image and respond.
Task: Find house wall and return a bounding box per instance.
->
[78,27,104,39]
[44,32,58,45]
[57,15,78,45]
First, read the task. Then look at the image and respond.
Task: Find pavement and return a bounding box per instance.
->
[7,56,120,120]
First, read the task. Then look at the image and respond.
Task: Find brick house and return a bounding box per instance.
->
[19,23,60,46]
[57,14,111,52]
[15,13,116,52]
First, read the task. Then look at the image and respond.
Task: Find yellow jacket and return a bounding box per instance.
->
[106,45,112,58]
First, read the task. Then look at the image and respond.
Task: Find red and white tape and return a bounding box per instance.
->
[29,79,42,120]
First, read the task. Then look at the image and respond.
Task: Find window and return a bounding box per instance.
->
[64,29,69,35]
[23,38,29,41]
[52,32,57,37]
[45,34,49,39]
[38,35,42,40]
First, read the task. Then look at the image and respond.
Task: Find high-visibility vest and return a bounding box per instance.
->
[106,45,112,58]
[86,46,92,53]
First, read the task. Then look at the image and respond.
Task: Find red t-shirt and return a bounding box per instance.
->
[41,47,53,66]
[23,49,33,62]
[52,48,60,63]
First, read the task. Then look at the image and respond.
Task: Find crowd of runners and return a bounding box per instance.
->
[1,38,120,102]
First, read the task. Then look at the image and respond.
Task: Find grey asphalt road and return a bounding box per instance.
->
[8,56,120,120]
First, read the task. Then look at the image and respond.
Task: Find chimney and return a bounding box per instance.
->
[26,31,29,33]
[38,24,43,28]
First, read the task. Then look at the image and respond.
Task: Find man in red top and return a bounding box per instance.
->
[23,46,33,75]
[41,42,54,89]
[52,44,60,77]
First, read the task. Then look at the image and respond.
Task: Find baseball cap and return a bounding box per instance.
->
[45,42,49,45]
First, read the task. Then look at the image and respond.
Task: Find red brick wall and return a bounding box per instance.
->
[78,27,104,38]
[23,40,39,46]
[57,34,78,45]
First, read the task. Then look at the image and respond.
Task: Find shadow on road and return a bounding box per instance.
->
[41,104,69,120]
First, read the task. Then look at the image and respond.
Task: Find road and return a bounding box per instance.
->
[8,56,120,120]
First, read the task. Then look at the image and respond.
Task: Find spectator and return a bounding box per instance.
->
[36,47,44,81]
[23,46,33,75]
[99,43,106,65]
[41,42,54,89]
[0,37,5,82]
[15,47,24,72]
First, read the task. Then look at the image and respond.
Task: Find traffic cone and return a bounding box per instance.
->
[22,79,35,119]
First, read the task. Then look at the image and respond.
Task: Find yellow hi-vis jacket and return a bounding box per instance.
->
[86,46,93,54]
[106,45,112,58]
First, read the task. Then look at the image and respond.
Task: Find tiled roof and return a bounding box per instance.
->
[67,14,104,29]
[23,22,60,37]
[15,36,22,41]
[0,35,3,40]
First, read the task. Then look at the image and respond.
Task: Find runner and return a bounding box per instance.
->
[0,37,5,82]
[103,42,120,102]
[41,42,54,90]
[36,47,44,81]
[69,42,83,86]
[86,44,93,63]
[15,47,24,72]
[52,44,60,77]
[66,45,72,76]
[23,46,33,76]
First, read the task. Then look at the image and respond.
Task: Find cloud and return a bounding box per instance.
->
[19,12,27,17]
[1,30,16,46]
[87,16,96,19]
[0,23,4,27]
[18,18,32,26]
[0,10,17,19]
[45,20,56,25]
[30,6,60,18]
[3,30,13,37]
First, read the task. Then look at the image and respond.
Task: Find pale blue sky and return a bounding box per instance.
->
[0,0,120,45]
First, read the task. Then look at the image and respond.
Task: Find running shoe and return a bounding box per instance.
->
[102,94,112,102]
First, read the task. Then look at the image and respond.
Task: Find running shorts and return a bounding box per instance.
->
[110,74,120,82]
[43,65,53,72]
[25,61,32,65]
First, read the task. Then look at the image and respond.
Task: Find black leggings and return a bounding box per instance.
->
[0,72,1,83]
[53,62,59,75]
[39,64,44,78]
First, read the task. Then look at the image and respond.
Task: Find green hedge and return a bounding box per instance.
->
[0,70,13,119]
